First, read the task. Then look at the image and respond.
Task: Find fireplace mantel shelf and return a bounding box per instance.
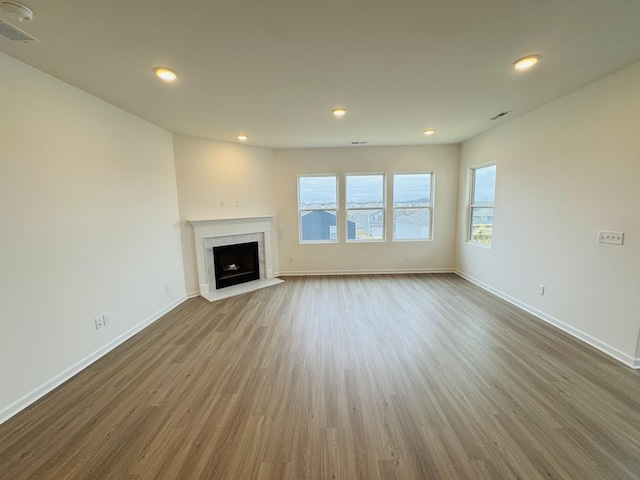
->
[189,216,275,227]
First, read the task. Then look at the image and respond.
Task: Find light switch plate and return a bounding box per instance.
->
[598,231,624,245]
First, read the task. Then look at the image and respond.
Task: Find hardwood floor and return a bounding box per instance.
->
[1,274,639,479]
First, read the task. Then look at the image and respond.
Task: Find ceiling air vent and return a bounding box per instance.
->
[490,111,511,121]
[0,18,35,41]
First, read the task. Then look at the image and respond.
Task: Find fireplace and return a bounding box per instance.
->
[213,242,260,289]
[189,216,283,302]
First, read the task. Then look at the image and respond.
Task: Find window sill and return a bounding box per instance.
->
[299,240,339,245]
[466,241,492,249]
[392,238,432,243]
[346,239,386,244]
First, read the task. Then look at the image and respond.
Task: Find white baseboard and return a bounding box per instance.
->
[0,294,189,425]
[279,268,454,276]
[454,270,639,369]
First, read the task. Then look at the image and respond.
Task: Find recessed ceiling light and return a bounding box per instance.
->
[423,129,435,136]
[513,55,541,71]
[332,107,346,117]
[153,67,177,82]
[236,134,248,141]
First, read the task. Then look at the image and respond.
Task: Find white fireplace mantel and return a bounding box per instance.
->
[190,216,282,302]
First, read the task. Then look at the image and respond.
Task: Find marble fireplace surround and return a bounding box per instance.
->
[189,216,283,302]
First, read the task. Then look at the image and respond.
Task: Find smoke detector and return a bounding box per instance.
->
[1,2,33,22]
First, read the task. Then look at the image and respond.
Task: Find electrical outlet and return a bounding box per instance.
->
[537,284,545,296]
[404,254,409,260]
[598,231,624,245]
[103,312,111,325]
[235,200,241,207]
[95,315,105,329]
[288,256,293,262]
[219,200,225,207]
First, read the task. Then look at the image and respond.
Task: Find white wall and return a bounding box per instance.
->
[3,48,637,430]
[455,61,640,367]
[172,135,276,295]
[273,145,460,274]
[0,52,187,421]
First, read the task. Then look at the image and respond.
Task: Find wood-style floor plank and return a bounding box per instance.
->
[1,274,639,479]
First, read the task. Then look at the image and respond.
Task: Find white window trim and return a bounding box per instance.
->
[392,171,434,242]
[298,174,339,244]
[467,162,495,248]
[345,172,386,243]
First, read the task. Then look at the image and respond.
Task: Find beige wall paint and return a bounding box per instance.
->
[455,61,640,365]
[0,53,187,418]
[172,135,276,295]
[273,145,460,274]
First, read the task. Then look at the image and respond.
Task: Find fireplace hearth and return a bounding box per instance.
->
[213,241,260,289]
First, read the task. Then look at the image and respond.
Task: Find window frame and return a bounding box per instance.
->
[391,171,434,242]
[468,162,496,247]
[297,174,339,244]
[345,172,386,243]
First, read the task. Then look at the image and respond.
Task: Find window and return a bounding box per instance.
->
[346,174,385,241]
[298,175,338,242]
[469,163,496,246]
[392,173,432,240]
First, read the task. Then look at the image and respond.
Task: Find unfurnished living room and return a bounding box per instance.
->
[1,0,639,479]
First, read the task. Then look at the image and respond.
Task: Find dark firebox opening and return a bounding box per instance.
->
[213,241,259,289]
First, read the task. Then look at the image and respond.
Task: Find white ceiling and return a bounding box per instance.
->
[2,0,640,148]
